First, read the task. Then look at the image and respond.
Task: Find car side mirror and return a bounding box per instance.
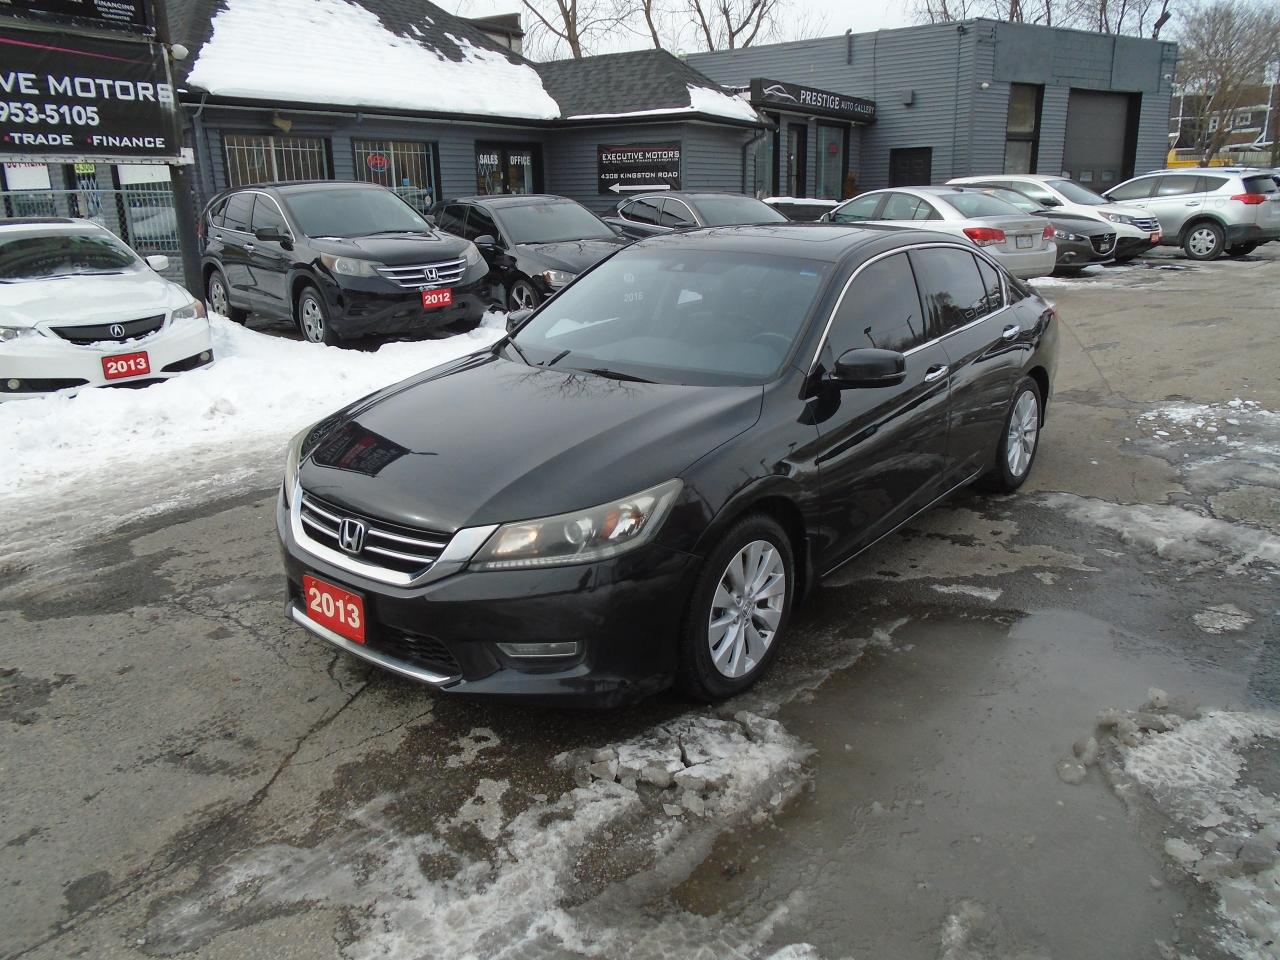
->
[505,308,533,333]
[144,254,169,272]
[1040,197,1062,207]
[608,222,624,236]
[474,234,499,249]
[830,348,906,389]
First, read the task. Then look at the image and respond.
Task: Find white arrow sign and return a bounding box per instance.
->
[607,182,673,194]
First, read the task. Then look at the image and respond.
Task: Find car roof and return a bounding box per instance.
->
[1141,166,1265,174]
[627,222,962,263]
[446,194,580,208]
[623,191,766,201]
[951,174,1064,183]
[0,217,101,231]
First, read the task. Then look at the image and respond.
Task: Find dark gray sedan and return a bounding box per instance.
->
[604,191,788,241]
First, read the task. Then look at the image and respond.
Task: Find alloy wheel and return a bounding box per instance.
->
[707,540,786,679]
[208,277,228,316]
[511,283,537,310]
[300,297,326,343]
[1187,227,1219,259]
[1006,390,1040,477]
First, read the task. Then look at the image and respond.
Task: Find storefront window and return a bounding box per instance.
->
[816,124,847,200]
[475,143,541,195]
[352,139,439,214]
[746,132,774,199]
[224,134,330,187]
[1003,84,1043,175]
[785,124,807,198]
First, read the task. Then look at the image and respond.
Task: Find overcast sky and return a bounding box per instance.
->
[450,0,915,56]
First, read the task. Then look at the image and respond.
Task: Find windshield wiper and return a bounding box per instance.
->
[579,367,653,384]
[542,348,572,368]
[360,229,427,237]
[503,337,531,365]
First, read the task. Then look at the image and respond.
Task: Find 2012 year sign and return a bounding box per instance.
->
[0,25,181,159]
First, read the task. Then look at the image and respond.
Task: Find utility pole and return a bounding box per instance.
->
[149,0,203,297]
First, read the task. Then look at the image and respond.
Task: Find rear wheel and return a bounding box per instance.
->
[1182,221,1224,261]
[678,514,794,702]
[1227,242,1258,258]
[206,269,247,323]
[984,377,1043,494]
[297,286,339,346]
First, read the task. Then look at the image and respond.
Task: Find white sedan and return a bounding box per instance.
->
[0,218,213,400]
[821,186,1058,279]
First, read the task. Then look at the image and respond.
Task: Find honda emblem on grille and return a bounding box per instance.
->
[109,323,126,338]
[338,518,367,555]
[424,267,439,283]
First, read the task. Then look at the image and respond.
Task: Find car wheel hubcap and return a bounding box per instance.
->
[1189,228,1217,257]
[513,284,535,309]
[707,540,785,679]
[1007,390,1039,477]
[301,299,325,342]
[209,279,227,315]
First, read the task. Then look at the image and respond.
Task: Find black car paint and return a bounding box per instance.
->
[200,182,493,339]
[277,225,1058,705]
[603,191,787,241]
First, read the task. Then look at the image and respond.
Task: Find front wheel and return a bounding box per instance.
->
[506,278,542,312]
[1182,222,1224,261]
[678,514,794,702]
[984,377,1043,493]
[206,269,248,323]
[296,286,339,345]
[1227,242,1258,258]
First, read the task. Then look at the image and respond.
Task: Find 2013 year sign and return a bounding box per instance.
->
[0,25,181,159]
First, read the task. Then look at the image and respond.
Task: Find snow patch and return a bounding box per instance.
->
[930,583,1003,602]
[569,84,759,123]
[1193,604,1255,635]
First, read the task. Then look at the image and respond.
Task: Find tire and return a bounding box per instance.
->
[296,286,339,345]
[678,514,795,702]
[1227,243,1258,258]
[1182,221,1225,261]
[206,269,247,323]
[984,377,1044,494]
[506,278,542,312]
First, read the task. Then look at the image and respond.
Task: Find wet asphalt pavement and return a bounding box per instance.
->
[2,249,1278,960]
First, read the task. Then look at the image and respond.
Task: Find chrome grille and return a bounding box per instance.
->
[375,257,467,289]
[1091,233,1117,255]
[1130,216,1161,232]
[51,314,165,345]
[299,491,449,575]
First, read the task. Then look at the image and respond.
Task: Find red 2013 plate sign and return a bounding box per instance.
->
[302,574,366,644]
[102,351,150,380]
[422,288,453,310]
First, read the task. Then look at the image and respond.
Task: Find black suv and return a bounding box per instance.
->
[200,182,493,344]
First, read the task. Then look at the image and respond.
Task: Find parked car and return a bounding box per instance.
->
[0,218,213,400]
[821,186,1057,279]
[967,186,1117,272]
[603,191,788,240]
[277,224,1058,705]
[1103,168,1280,260]
[433,194,627,311]
[947,174,1162,263]
[200,181,493,345]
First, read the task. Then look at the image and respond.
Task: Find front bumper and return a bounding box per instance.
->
[324,275,496,339]
[0,317,214,401]
[1052,236,1108,268]
[1114,232,1162,259]
[276,493,697,706]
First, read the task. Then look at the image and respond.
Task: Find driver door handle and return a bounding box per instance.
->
[244,242,255,252]
[923,364,949,383]
[1001,324,1020,341]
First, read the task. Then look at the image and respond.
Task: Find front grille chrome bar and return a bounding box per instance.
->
[375,257,468,289]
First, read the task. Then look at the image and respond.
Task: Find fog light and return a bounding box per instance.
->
[4,379,19,391]
[496,641,580,659]
[200,351,212,362]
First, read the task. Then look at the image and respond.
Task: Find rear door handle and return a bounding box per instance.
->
[923,364,949,383]
[1001,324,1020,341]
[244,242,255,252]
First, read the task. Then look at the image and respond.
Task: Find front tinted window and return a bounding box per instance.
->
[660,199,695,228]
[828,254,925,356]
[945,192,1026,218]
[1047,179,1109,205]
[436,203,468,237]
[693,196,787,225]
[283,187,429,238]
[1108,178,1156,201]
[250,196,286,233]
[510,248,831,386]
[468,205,501,243]
[910,248,992,334]
[0,229,139,281]
[831,194,881,223]
[222,192,254,232]
[1156,175,1200,197]
[497,201,615,244]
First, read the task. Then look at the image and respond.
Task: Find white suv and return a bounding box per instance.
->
[947,174,1162,263]
[0,218,214,400]
[1104,168,1280,261]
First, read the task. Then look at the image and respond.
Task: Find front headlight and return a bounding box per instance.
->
[1054,230,1083,241]
[540,269,575,289]
[469,479,683,570]
[463,242,484,267]
[0,326,36,343]
[320,253,383,277]
[1104,213,1135,225]
[171,299,206,321]
[283,426,308,504]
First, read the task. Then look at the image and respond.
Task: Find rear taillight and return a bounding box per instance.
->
[1231,193,1267,205]
[1042,224,1055,240]
[963,226,1006,246]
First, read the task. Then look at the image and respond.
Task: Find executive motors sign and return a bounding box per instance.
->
[0,0,150,33]
[597,142,681,194]
[749,78,876,124]
[0,24,181,159]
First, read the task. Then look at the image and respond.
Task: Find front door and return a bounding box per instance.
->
[810,251,950,570]
[786,124,808,198]
[889,147,933,187]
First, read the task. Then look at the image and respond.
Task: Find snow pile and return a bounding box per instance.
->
[569,84,759,122]
[1139,399,1280,459]
[930,583,1003,602]
[186,0,560,119]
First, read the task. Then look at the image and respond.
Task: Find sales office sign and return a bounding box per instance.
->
[0,26,181,159]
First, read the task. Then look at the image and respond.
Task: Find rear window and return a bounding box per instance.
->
[693,196,787,226]
[1242,176,1277,195]
[946,192,1025,218]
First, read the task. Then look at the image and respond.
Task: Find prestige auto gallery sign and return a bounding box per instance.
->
[0,25,180,159]
[749,77,876,123]
[597,142,681,194]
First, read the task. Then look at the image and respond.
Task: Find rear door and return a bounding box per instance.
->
[911,246,1026,485]
[213,191,254,301]
[245,193,291,317]
[615,197,666,239]
[1144,174,1204,237]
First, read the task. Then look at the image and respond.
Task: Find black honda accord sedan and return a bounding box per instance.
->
[277,224,1057,705]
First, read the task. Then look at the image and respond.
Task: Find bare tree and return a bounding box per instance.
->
[683,0,784,50]
[910,0,1172,33]
[520,0,632,58]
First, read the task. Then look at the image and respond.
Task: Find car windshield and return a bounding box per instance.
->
[0,228,139,281]
[283,188,430,238]
[510,247,831,386]
[1048,179,1110,205]
[693,197,788,226]
[979,188,1042,214]
[944,192,1027,218]
[498,201,616,244]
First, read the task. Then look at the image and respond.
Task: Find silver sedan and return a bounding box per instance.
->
[822,186,1058,279]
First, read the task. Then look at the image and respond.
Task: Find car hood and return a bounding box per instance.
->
[298,352,763,532]
[514,237,627,275]
[0,269,191,327]
[1044,211,1115,234]
[311,232,469,266]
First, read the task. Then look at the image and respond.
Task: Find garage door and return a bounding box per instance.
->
[1061,90,1140,193]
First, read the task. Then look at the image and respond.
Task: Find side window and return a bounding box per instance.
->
[830,193,881,223]
[914,199,942,221]
[626,197,661,225]
[207,196,228,227]
[828,254,926,357]
[880,192,923,221]
[250,196,286,234]
[1016,183,1057,206]
[436,203,468,237]
[1107,178,1155,201]
[974,255,1004,313]
[1198,175,1229,193]
[467,205,501,243]
[221,192,254,232]
[910,247,992,334]
[1155,175,1200,197]
[659,199,695,228]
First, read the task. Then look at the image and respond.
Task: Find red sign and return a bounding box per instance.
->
[366,153,389,173]
[422,288,453,310]
[302,575,366,644]
[101,350,150,380]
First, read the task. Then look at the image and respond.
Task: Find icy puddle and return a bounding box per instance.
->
[670,610,1251,960]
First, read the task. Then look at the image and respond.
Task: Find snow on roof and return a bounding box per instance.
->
[568,84,760,123]
[185,0,559,120]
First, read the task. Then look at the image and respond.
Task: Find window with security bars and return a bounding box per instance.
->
[223,134,330,188]
[352,139,439,214]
